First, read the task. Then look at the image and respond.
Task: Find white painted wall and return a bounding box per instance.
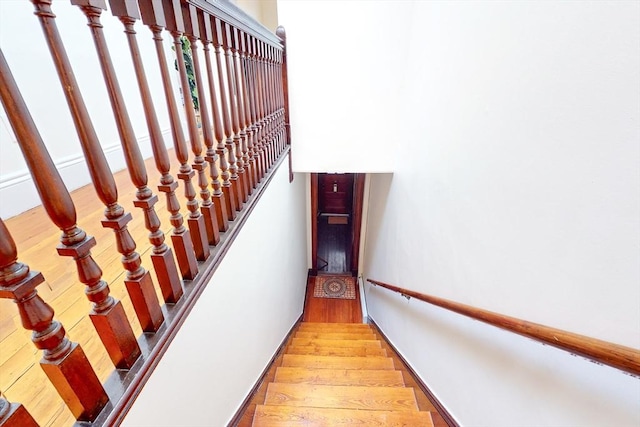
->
[358,1,640,425]
[0,1,182,219]
[123,165,308,427]
[277,0,408,173]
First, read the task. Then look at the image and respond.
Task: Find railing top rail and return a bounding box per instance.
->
[366,278,640,376]
[188,0,283,48]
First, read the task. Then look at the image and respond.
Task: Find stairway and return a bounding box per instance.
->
[251,322,434,426]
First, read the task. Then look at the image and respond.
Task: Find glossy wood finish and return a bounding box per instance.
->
[111,0,188,301]
[0,37,140,370]
[367,279,640,376]
[302,276,362,323]
[212,16,239,220]
[276,26,291,147]
[73,1,164,333]
[0,219,108,421]
[244,322,435,427]
[197,9,230,232]
[0,395,38,427]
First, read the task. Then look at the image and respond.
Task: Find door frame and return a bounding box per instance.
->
[310,173,365,276]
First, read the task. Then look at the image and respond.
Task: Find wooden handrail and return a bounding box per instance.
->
[367,279,640,376]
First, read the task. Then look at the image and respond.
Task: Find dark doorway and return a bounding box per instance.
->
[311,173,365,276]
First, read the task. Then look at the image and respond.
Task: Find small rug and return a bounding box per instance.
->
[313,276,356,300]
[327,216,349,225]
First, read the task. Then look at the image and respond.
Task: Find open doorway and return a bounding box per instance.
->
[311,173,365,276]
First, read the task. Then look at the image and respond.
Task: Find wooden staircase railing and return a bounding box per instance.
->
[366,279,640,376]
[0,0,290,425]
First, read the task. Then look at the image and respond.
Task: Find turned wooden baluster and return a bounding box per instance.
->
[232,28,253,197]
[258,40,272,171]
[238,31,257,191]
[218,23,241,211]
[0,393,37,427]
[165,0,219,248]
[141,1,209,262]
[266,42,278,165]
[181,4,225,240]
[275,45,286,156]
[229,26,249,202]
[212,17,239,219]
[72,0,166,332]
[247,35,264,182]
[251,36,267,181]
[0,44,139,369]
[0,219,108,421]
[111,0,195,291]
[197,10,229,231]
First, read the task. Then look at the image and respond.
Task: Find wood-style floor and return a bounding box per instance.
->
[302,275,362,323]
[316,216,351,274]
[0,150,189,426]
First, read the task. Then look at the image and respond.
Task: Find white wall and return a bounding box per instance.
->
[276,0,640,425]
[123,165,308,427]
[277,0,407,173]
[0,1,182,219]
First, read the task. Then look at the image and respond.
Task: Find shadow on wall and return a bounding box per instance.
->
[362,173,394,269]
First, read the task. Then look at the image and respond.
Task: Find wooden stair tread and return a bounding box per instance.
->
[264,383,419,411]
[298,322,372,330]
[252,405,434,426]
[289,338,382,349]
[281,354,395,370]
[274,367,405,387]
[294,331,377,340]
[286,345,387,357]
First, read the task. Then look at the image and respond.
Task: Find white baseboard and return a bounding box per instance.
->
[0,129,174,220]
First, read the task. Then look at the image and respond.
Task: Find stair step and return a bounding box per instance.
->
[274,367,405,387]
[264,383,419,411]
[286,346,387,357]
[290,338,382,349]
[297,323,372,331]
[281,354,395,370]
[252,405,434,426]
[294,331,377,341]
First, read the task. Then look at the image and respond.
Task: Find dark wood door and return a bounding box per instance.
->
[318,174,354,215]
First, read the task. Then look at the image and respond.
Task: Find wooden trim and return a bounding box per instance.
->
[227,313,303,426]
[367,279,640,376]
[310,173,318,273]
[368,318,459,427]
[88,147,291,427]
[350,174,365,275]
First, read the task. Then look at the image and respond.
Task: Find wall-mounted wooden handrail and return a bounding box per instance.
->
[367,279,640,376]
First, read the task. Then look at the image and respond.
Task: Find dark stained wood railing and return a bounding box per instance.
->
[367,279,640,376]
[0,0,289,424]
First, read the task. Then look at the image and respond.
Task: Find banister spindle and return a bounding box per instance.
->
[0,218,108,421]
[28,1,141,369]
[238,31,257,191]
[166,0,218,250]
[252,37,267,181]
[197,10,229,232]
[266,43,277,166]
[142,2,209,263]
[72,0,164,333]
[232,28,252,198]
[0,393,38,427]
[230,27,249,202]
[111,0,193,295]
[212,17,238,219]
[258,40,271,172]
[221,21,244,211]
[247,35,264,182]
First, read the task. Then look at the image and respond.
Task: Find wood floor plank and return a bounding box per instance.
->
[297,323,371,331]
[289,338,381,349]
[281,355,395,371]
[285,345,387,357]
[274,367,405,387]
[252,405,434,427]
[264,383,419,411]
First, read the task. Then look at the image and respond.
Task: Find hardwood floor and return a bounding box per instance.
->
[316,216,351,274]
[1,151,181,427]
[302,276,363,324]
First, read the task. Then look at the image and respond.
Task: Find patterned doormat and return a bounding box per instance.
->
[313,276,356,300]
